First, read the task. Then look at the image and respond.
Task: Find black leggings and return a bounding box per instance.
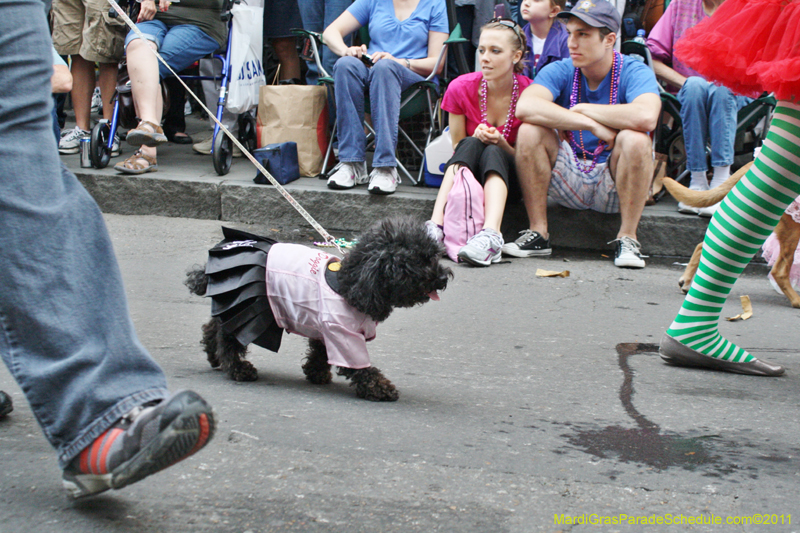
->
[446,136,519,197]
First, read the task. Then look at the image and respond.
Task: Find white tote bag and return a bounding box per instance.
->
[226,3,266,114]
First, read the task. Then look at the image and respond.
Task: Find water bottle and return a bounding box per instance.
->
[629,29,647,63]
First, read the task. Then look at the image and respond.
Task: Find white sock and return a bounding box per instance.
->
[709,165,731,189]
[689,170,709,191]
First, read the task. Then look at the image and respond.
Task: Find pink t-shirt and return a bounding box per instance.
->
[440,71,533,147]
[265,243,377,369]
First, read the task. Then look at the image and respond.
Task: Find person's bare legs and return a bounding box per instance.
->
[483,173,508,232]
[514,123,559,238]
[123,38,163,165]
[69,55,95,132]
[608,129,653,241]
[98,62,119,122]
[430,163,462,225]
[271,37,302,81]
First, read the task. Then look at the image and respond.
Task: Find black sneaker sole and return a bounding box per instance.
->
[111,392,215,492]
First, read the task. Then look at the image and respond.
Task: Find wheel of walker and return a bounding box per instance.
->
[212,132,232,176]
[237,114,257,155]
[90,121,112,169]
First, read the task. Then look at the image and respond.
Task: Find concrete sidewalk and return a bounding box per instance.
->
[64,117,711,257]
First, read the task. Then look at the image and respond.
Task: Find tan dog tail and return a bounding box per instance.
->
[662,161,753,208]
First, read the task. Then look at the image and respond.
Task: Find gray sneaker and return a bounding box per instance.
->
[59,126,90,154]
[62,390,215,499]
[457,228,504,266]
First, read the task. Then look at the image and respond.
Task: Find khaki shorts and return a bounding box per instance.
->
[51,0,127,63]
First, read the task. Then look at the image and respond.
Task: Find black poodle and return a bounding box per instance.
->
[186,216,452,401]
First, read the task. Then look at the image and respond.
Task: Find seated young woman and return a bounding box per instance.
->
[426,19,532,266]
[322,0,449,195]
[115,0,226,174]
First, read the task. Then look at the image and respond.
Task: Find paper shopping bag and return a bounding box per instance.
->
[256,85,329,177]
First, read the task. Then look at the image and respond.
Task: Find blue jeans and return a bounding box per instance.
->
[297,0,351,86]
[0,0,168,469]
[678,76,752,172]
[333,56,425,168]
[125,20,220,80]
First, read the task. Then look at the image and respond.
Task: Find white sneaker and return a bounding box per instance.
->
[698,202,720,218]
[111,134,121,157]
[425,220,444,244]
[677,201,700,215]
[327,161,368,189]
[611,236,647,269]
[90,87,102,115]
[59,126,90,154]
[367,167,399,195]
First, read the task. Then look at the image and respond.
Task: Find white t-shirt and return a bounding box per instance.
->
[531,34,545,69]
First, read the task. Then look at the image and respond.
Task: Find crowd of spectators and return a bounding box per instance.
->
[50,0,762,270]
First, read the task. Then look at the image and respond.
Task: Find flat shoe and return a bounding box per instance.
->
[127,120,168,147]
[659,334,785,376]
[168,132,193,144]
[114,150,158,175]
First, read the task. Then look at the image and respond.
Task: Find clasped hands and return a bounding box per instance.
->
[138,0,170,22]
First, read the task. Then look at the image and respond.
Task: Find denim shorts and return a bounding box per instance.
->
[125,20,219,79]
[548,140,619,214]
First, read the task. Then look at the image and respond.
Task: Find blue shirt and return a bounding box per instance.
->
[535,56,659,163]
[347,0,449,59]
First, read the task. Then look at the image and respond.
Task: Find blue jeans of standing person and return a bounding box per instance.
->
[678,76,753,172]
[333,56,425,168]
[0,0,168,469]
[124,20,220,80]
[298,0,351,86]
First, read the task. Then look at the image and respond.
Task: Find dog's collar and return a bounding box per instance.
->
[325,261,343,295]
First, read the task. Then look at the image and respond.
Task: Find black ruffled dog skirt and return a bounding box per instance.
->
[205,227,284,352]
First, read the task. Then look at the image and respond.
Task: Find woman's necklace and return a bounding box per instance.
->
[479,74,520,141]
[565,50,622,174]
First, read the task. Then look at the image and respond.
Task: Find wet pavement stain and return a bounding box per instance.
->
[563,343,722,472]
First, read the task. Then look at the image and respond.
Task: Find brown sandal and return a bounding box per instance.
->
[114,150,158,174]
[127,120,168,147]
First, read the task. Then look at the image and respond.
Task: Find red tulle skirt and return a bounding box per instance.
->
[674,0,800,101]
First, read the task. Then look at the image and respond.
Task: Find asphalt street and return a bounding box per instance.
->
[0,214,798,533]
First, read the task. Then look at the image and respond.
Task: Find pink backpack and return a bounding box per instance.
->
[443,167,485,262]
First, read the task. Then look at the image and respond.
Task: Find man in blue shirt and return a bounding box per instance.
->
[503,0,661,268]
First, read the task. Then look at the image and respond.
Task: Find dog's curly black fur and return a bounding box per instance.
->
[186,215,452,401]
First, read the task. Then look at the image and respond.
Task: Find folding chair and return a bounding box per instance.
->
[294,23,468,185]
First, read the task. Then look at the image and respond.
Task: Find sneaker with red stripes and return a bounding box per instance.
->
[62,390,215,499]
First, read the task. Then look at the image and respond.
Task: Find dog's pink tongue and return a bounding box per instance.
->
[428,291,440,301]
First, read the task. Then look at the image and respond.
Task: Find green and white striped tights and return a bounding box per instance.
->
[666,101,800,363]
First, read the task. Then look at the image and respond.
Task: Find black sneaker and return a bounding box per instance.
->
[610,236,647,269]
[0,391,12,419]
[501,229,552,257]
[62,390,215,499]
